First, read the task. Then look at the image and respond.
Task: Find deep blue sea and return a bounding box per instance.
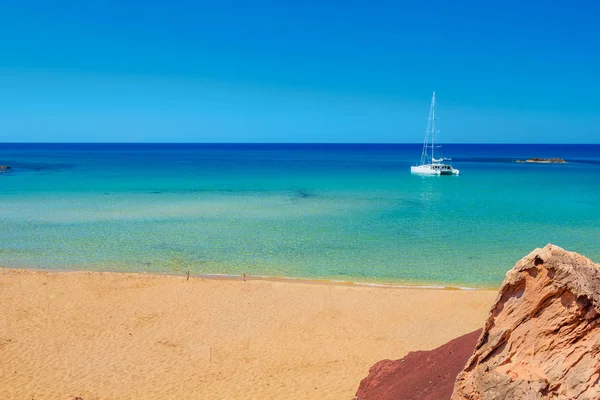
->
[1,143,599,288]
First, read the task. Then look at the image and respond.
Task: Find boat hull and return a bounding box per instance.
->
[411,165,459,176]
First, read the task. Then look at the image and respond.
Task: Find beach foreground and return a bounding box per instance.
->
[0,268,495,399]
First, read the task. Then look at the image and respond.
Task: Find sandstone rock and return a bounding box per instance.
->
[355,329,481,400]
[452,244,600,400]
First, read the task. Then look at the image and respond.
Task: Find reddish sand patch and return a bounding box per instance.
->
[355,329,481,400]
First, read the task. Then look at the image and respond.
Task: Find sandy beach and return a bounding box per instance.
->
[0,268,496,399]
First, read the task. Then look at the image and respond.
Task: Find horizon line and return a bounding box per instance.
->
[0,142,599,146]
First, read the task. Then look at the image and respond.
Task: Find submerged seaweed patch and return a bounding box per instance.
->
[1,161,76,171]
[292,188,313,199]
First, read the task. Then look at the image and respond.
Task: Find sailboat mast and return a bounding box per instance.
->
[431,92,435,163]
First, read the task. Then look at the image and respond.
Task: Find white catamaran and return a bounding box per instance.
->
[411,92,459,176]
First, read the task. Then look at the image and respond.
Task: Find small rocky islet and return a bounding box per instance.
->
[515,157,567,163]
[0,165,11,173]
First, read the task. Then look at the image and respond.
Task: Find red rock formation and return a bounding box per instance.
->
[452,244,600,399]
[355,329,481,400]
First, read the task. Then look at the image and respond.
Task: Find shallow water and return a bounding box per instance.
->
[1,143,599,287]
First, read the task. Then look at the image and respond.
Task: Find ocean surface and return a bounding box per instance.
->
[1,143,599,288]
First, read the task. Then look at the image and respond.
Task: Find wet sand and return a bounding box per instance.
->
[0,268,496,399]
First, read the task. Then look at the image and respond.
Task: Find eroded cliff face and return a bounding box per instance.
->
[452,244,600,400]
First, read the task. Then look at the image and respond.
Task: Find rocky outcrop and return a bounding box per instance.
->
[355,329,481,400]
[515,158,567,163]
[452,244,600,400]
[0,165,10,173]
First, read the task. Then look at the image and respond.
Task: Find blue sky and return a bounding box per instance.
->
[1,1,599,143]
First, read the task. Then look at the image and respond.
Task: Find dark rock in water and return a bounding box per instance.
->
[0,165,10,172]
[515,157,567,163]
[293,188,312,198]
[355,329,481,400]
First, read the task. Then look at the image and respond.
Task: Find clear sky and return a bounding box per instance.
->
[1,0,599,143]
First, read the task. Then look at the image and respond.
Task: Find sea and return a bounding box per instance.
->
[1,143,599,288]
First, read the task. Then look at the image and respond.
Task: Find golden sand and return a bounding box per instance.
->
[0,268,496,399]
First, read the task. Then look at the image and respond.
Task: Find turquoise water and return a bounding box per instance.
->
[1,143,599,287]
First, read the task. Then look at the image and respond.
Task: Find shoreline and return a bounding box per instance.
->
[1,266,500,291]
